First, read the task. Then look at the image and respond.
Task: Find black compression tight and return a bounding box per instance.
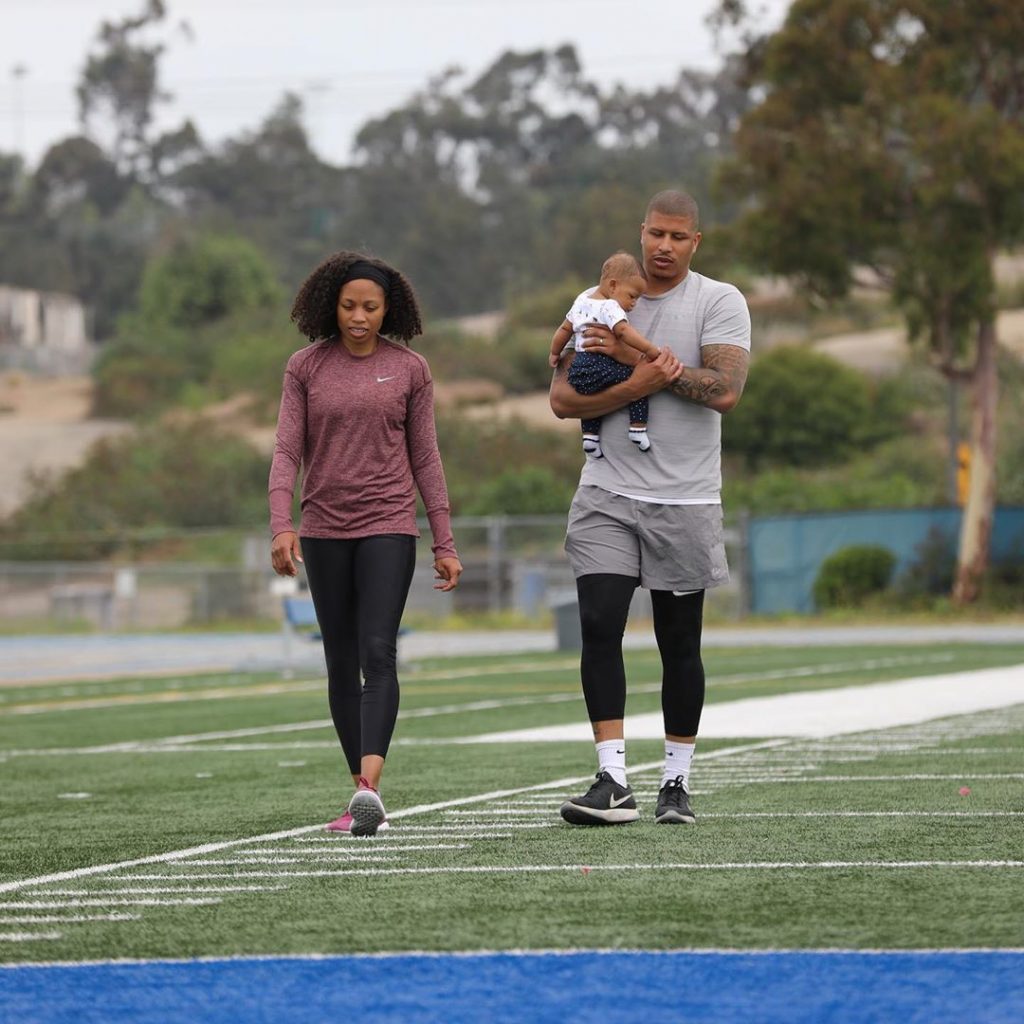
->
[576,573,706,736]
[300,535,416,776]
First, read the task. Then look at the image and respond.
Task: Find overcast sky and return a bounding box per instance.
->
[1,0,792,168]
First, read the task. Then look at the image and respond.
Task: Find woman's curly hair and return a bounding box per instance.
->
[290,251,423,343]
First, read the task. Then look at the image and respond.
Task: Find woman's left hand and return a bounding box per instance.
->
[433,557,463,591]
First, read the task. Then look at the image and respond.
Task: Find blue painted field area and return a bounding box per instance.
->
[2,950,1022,1024]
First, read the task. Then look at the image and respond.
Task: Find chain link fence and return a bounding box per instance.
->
[0,515,747,632]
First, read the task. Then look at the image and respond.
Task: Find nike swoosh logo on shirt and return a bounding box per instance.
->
[609,793,632,808]
[376,376,396,382]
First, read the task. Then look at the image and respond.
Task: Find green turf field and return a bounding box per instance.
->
[2,643,1023,962]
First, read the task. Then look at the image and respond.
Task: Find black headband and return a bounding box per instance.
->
[340,260,392,293]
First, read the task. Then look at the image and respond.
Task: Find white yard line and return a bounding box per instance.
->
[233,845,471,855]
[1,898,221,908]
[91,861,1024,881]
[0,914,137,924]
[0,932,62,942]
[4,947,1024,968]
[29,887,281,895]
[699,811,1024,819]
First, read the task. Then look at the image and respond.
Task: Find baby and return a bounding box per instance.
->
[549,252,659,457]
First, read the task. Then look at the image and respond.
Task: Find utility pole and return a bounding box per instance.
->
[11,64,28,155]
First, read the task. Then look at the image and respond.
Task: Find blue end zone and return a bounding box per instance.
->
[2,950,1022,1023]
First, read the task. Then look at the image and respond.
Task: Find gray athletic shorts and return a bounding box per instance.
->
[564,485,730,591]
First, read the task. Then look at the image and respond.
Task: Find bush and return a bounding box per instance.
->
[462,466,575,515]
[436,413,581,515]
[813,544,897,608]
[2,422,268,559]
[894,526,957,600]
[724,346,902,470]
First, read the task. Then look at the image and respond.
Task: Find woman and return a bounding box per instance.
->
[269,251,462,836]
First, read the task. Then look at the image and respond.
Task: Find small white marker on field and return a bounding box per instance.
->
[277,761,307,768]
[57,793,92,800]
[195,773,213,779]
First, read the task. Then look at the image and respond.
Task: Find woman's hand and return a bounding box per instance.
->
[271,531,303,577]
[433,556,463,591]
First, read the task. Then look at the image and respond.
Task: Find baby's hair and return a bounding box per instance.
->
[645,189,700,230]
[600,251,646,283]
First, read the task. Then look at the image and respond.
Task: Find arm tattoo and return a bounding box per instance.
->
[669,344,749,407]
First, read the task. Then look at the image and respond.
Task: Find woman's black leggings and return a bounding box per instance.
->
[577,573,706,737]
[300,535,416,775]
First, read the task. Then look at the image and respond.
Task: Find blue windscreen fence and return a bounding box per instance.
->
[746,506,1024,614]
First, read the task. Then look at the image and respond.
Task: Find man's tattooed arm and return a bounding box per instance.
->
[668,344,750,413]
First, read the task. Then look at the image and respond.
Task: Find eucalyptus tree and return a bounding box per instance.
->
[720,0,1024,602]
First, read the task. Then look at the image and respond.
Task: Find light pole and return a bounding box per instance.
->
[11,63,28,155]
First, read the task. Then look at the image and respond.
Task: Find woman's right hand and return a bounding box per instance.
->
[271,531,303,577]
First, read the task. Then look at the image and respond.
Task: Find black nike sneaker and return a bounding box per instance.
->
[560,771,640,826]
[655,776,696,824]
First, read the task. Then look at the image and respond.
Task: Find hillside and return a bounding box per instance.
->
[3,309,1022,519]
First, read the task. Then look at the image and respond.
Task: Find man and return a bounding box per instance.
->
[549,189,751,826]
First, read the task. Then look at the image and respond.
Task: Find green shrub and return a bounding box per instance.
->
[3,422,268,560]
[724,346,902,470]
[462,467,575,515]
[813,544,897,608]
[894,526,957,600]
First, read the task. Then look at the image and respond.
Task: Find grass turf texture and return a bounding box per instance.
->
[1,643,1023,962]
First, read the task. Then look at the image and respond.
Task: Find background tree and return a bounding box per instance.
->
[94,233,281,416]
[719,0,1024,603]
[75,0,184,178]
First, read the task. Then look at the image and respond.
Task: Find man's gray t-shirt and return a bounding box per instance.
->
[578,270,751,502]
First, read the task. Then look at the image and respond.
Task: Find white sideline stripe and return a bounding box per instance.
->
[5,946,1024,969]
[700,811,1024,819]
[0,932,62,942]
[0,914,138,923]
[464,663,1024,742]
[27,887,282,895]
[101,860,1024,881]
[743,774,1024,782]
[232,845,471,855]
[181,858,397,866]
[0,744,776,896]
[444,809,550,817]
[295,824,555,839]
[0,899,221,908]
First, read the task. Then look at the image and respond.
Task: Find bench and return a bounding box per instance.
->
[280,595,412,676]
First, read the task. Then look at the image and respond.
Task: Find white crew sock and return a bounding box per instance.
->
[582,434,603,458]
[628,427,651,451]
[661,740,695,789]
[595,739,627,787]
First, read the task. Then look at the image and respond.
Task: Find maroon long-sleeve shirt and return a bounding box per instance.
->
[268,337,457,559]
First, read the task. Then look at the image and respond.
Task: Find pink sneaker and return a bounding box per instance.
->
[348,777,387,837]
[325,811,355,833]
[325,811,390,833]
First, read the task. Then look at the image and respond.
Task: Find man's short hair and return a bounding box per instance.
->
[600,251,646,282]
[645,190,700,230]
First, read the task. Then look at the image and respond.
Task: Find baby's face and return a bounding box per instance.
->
[609,276,647,312]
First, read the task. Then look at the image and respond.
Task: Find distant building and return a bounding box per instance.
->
[0,285,93,373]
